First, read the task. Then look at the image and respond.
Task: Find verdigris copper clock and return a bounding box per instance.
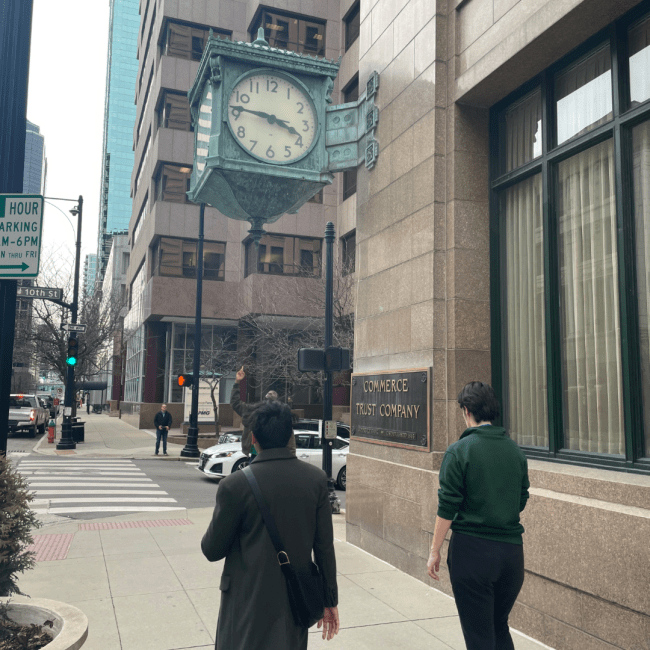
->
[227,69,318,165]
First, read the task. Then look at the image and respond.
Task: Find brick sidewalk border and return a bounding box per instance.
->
[28,534,75,561]
[78,518,193,531]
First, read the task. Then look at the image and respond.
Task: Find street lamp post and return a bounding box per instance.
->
[57,196,83,450]
[180,202,205,458]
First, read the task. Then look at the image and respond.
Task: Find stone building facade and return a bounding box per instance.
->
[348,0,650,648]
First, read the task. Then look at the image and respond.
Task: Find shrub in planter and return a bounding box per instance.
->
[0,453,41,597]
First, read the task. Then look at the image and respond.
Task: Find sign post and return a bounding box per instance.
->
[0,194,44,278]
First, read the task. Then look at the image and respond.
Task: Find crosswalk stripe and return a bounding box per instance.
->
[30,482,159,488]
[33,490,168,495]
[23,477,153,482]
[36,497,178,504]
[22,459,179,517]
[31,507,186,514]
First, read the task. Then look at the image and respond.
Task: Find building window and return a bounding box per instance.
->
[341,230,355,275]
[134,130,151,195]
[159,91,193,131]
[491,5,650,470]
[343,169,357,201]
[163,21,230,61]
[250,9,325,56]
[244,235,321,278]
[343,75,359,103]
[344,2,360,51]
[152,237,225,281]
[132,194,148,248]
[156,164,192,203]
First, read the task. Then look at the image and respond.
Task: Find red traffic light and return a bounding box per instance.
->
[177,374,194,387]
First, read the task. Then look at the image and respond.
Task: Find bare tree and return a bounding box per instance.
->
[238,257,355,405]
[27,247,127,385]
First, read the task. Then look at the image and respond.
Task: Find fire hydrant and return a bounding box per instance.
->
[47,418,56,444]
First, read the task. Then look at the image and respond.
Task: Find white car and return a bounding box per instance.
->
[197,431,349,490]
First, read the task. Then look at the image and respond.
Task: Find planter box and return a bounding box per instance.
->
[0,596,88,650]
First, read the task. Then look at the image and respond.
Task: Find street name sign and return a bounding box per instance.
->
[0,194,44,278]
[17,286,62,300]
[61,323,87,333]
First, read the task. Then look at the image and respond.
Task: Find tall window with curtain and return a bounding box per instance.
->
[492,4,650,471]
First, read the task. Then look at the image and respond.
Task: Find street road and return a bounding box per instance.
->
[9,451,346,519]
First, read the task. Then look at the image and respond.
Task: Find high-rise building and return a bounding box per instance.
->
[13,120,47,391]
[97,0,139,282]
[23,120,46,195]
[83,254,98,298]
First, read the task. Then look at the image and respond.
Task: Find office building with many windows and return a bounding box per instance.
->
[97,0,140,282]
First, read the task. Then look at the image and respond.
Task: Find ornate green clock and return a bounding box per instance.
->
[187,30,340,243]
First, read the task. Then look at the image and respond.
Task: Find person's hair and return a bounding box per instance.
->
[251,400,292,449]
[161,404,167,408]
[264,390,278,400]
[456,381,500,423]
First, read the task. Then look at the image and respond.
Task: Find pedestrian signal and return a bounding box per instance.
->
[177,374,194,388]
[66,337,79,366]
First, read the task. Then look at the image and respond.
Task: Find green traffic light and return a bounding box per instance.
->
[66,357,77,366]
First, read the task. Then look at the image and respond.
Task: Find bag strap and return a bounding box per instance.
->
[242,466,291,567]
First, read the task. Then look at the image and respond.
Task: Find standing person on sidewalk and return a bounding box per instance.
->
[154,404,172,456]
[427,381,530,650]
[202,400,339,650]
[230,366,296,458]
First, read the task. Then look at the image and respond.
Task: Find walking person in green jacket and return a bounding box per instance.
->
[427,381,530,650]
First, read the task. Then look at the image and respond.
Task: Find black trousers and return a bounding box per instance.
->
[447,532,524,650]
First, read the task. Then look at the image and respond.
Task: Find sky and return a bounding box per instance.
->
[26,0,111,267]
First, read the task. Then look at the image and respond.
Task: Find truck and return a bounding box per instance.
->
[9,394,49,438]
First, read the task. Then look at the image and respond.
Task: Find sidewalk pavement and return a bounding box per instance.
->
[32,413,238,460]
[21,414,554,650]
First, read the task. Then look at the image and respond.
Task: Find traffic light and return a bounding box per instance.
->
[177,374,194,388]
[66,337,79,366]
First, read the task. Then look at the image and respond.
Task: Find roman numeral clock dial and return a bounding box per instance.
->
[227,72,318,164]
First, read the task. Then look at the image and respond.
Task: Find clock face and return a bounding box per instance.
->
[227,71,318,164]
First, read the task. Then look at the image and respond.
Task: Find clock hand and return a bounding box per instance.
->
[230,106,272,120]
[274,118,299,136]
[231,106,300,134]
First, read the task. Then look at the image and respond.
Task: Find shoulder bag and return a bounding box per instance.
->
[242,466,325,628]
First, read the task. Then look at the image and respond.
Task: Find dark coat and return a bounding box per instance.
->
[230,382,296,455]
[201,447,338,650]
[154,410,172,429]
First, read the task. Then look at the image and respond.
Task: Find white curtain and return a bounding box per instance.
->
[504,88,542,172]
[556,44,612,145]
[558,139,624,455]
[504,175,549,447]
[633,120,650,456]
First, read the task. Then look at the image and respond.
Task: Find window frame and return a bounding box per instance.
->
[490,2,650,474]
[249,7,326,56]
[244,234,323,278]
[344,1,360,52]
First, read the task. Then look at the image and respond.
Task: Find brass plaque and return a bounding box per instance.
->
[350,368,430,451]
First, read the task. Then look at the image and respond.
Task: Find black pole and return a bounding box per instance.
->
[0,0,34,455]
[57,196,83,450]
[181,202,204,458]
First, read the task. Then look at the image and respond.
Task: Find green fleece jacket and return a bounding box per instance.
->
[437,425,530,545]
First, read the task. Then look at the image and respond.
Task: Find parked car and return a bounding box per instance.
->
[36,393,57,418]
[8,394,49,438]
[197,431,349,489]
[292,418,350,439]
[218,432,242,444]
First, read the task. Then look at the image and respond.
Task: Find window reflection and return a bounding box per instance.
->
[556,44,613,145]
[152,237,225,281]
[629,14,650,106]
[245,235,321,277]
[251,9,325,56]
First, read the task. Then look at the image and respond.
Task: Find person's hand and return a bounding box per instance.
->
[317,606,339,641]
[427,549,441,581]
[235,366,245,383]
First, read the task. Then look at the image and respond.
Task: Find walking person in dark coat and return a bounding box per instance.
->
[427,381,530,650]
[153,403,172,456]
[202,400,339,650]
[230,366,296,457]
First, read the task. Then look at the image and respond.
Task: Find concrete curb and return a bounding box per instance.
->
[1,596,89,650]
